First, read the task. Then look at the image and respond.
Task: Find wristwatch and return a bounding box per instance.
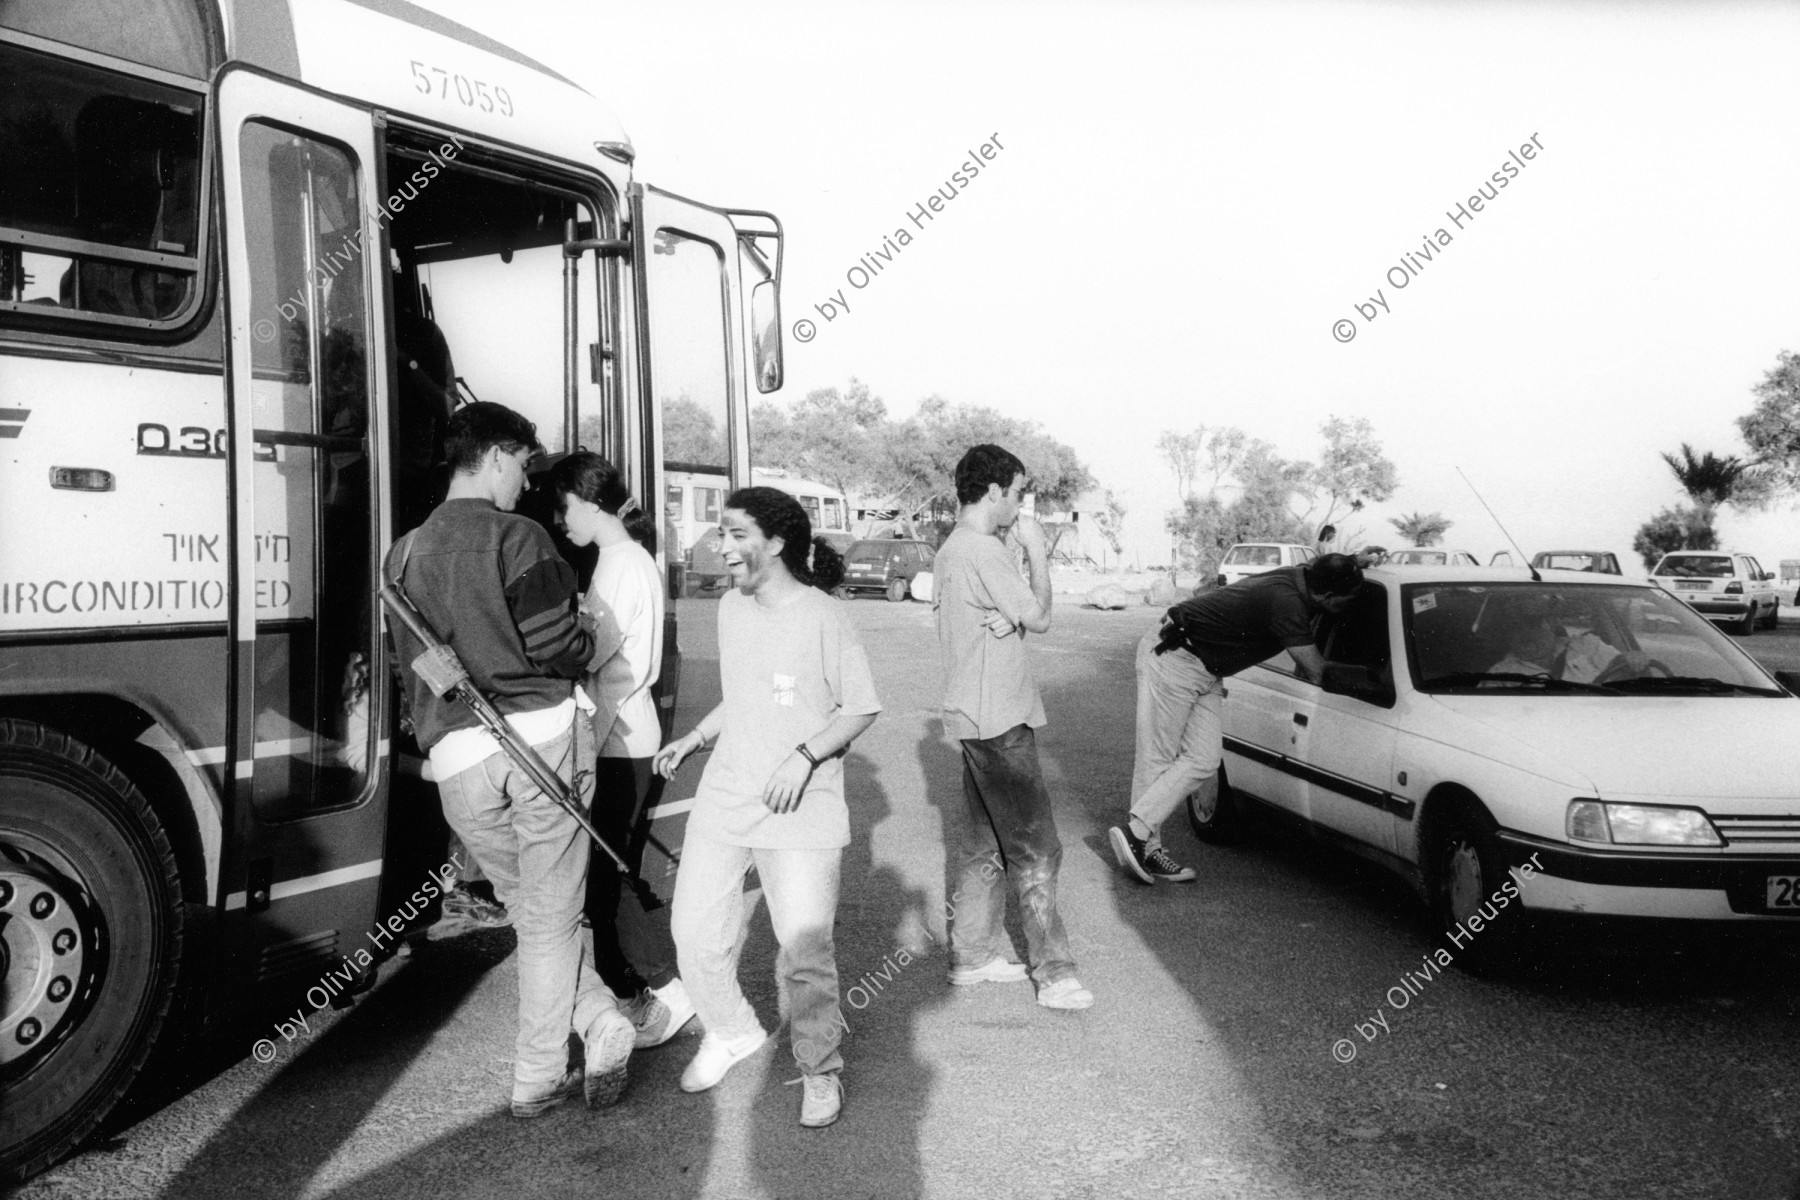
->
[795,743,821,769]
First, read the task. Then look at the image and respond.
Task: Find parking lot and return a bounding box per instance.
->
[19,597,1800,1200]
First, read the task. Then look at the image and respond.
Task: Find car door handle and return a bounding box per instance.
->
[1292,713,1308,727]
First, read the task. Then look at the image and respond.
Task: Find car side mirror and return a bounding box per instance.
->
[1321,661,1391,704]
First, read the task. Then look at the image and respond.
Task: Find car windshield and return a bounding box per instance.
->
[1654,555,1734,577]
[1403,582,1779,695]
[1225,546,1280,566]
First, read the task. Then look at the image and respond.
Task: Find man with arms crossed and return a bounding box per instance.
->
[1109,553,1365,883]
[384,402,635,1117]
[933,444,1092,1010]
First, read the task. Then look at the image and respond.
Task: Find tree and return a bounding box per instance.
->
[1389,511,1452,546]
[1738,348,1800,494]
[750,377,888,496]
[662,393,727,466]
[1161,430,1310,575]
[1298,415,1398,530]
[1156,429,1203,500]
[1091,490,1127,558]
[1659,443,1762,513]
[753,381,1099,545]
[1633,504,1717,570]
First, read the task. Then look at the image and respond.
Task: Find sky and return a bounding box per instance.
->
[423,0,1800,576]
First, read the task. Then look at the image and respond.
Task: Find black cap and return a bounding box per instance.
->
[1304,553,1364,596]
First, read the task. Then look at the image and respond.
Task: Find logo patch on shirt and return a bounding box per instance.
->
[772,673,797,706]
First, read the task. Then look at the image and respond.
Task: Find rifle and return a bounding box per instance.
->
[379,582,664,912]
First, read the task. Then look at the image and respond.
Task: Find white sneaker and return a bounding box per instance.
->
[793,1072,843,1128]
[582,1007,635,1108]
[948,956,1030,986]
[1036,977,1095,1010]
[635,978,697,1048]
[679,1029,768,1093]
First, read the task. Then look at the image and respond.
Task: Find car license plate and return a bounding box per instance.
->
[1766,876,1800,909]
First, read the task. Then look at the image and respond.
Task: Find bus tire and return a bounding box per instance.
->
[0,719,183,1183]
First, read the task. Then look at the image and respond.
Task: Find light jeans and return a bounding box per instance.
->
[435,714,618,1091]
[671,831,844,1076]
[1128,624,1225,842]
[951,724,1077,986]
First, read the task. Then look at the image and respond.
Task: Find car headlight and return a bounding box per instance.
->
[1566,800,1722,846]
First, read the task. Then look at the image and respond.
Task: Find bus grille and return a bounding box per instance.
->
[257,930,340,984]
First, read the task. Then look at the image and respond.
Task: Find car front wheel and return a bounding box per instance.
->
[1185,765,1242,844]
[1429,800,1522,972]
[1762,598,1780,631]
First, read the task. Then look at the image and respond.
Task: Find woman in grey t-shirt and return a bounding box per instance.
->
[654,487,879,1129]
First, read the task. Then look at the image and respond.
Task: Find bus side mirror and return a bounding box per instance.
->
[751,279,782,393]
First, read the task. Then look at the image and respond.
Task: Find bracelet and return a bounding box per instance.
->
[795,742,821,769]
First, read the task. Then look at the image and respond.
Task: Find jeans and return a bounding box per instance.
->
[672,831,844,1076]
[435,714,617,1091]
[585,756,677,992]
[1128,625,1224,840]
[951,724,1077,986]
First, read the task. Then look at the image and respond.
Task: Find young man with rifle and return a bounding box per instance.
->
[382,402,636,1118]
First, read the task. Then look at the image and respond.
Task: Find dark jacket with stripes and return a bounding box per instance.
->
[384,497,594,750]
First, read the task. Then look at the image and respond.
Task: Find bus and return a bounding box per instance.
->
[0,0,782,1178]
[663,466,847,592]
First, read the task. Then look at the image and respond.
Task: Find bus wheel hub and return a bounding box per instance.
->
[0,863,88,1067]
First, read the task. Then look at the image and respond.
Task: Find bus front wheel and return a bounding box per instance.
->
[0,720,183,1183]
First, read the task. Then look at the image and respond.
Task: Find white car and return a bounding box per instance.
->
[1216,542,1315,588]
[1195,565,1800,966]
[1387,547,1481,568]
[1649,550,1781,635]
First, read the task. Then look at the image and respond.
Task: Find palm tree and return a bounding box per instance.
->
[1659,443,1761,517]
[1389,511,1452,547]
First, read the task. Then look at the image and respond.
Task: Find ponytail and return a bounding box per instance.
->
[546,452,655,554]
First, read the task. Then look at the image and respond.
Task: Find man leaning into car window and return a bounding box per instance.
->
[1106,554,1365,885]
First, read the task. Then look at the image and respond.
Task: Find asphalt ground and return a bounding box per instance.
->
[17,605,1800,1200]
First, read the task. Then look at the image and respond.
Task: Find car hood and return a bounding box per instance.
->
[1425,694,1800,800]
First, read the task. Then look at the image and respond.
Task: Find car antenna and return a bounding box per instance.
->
[1456,467,1540,581]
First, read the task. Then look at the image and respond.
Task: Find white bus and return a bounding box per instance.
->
[0,0,782,1178]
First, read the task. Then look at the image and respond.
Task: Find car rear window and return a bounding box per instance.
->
[1224,546,1280,566]
[1654,555,1733,577]
[847,544,886,565]
[1395,551,1448,565]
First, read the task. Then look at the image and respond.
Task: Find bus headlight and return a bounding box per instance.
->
[1566,800,1721,846]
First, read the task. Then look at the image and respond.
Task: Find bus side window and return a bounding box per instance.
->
[0,42,204,330]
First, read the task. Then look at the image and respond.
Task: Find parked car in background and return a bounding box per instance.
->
[1532,550,1623,575]
[1387,547,1481,567]
[1489,551,1516,567]
[1194,565,1800,968]
[1216,542,1316,588]
[1650,551,1780,634]
[840,538,936,601]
